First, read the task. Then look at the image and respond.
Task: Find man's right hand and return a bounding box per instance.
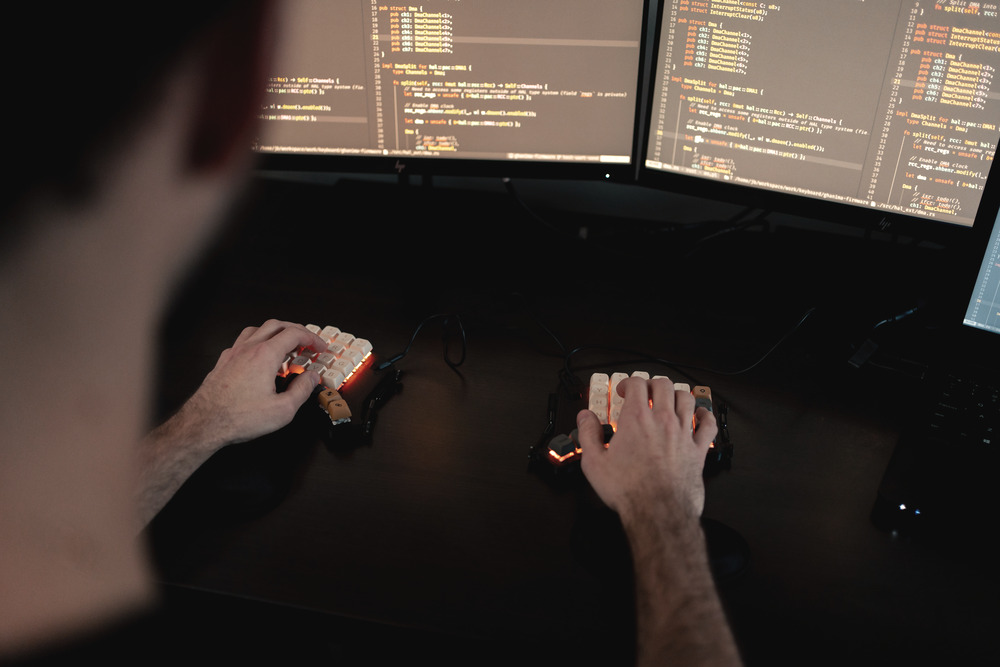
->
[576,375,717,524]
[574,376,741,666]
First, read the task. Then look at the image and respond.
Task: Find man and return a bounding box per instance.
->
[0,1,319,658]
[0,2,740,664]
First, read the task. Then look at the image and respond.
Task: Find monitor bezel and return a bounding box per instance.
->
[255,151,640,183]
[958,159,1000,314]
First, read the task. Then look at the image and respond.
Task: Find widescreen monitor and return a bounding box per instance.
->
[640,0,1000,237]
[254,0,650,181]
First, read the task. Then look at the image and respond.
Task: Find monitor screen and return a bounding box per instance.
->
[964,164,1000,332]
[641,0,1000,231]
[255,0,649,180]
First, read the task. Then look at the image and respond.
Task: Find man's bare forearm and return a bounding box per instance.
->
[134,397,222,531]
[622,499,742,667]
[133,320,327,531]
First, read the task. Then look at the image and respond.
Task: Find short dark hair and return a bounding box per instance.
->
[0,2,248,246]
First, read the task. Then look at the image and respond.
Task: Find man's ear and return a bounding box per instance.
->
[188,0,277,173]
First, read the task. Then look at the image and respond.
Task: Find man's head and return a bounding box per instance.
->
[1,2,272,254]
[0,3,280,656]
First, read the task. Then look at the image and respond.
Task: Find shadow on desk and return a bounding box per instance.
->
[152,585,601,666]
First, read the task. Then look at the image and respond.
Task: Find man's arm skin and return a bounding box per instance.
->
[576,376,742,667]
[135,320,326,529]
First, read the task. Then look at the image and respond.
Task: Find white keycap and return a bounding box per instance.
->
[589,396,609,424]
[609,373,628,406]
[320,326,341,343]
[349,338,373,358]
[589,373,610,423]
[674,382,691,393]
[589,373,609,392]
[306,324,322,336]
[315,352,337,368]
[331,357,356,377]
[289,355,311,374]
[321,368,346,390]
[333,332,356,348]
[341,348,364,367]
[609,373,628,429]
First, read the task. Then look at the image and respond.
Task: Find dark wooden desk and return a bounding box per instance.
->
[147,176,998,665]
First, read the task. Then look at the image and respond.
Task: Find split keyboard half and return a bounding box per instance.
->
[279,324,374,391]
[547,371,715,466]
[279,324,374,426]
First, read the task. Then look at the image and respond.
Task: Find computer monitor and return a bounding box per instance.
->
[254,0,650,182]
[963,161,1000,333]
[640,0,1000,237]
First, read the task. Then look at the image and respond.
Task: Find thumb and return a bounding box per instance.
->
[576,409,606,454]
[283,370,322,409]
